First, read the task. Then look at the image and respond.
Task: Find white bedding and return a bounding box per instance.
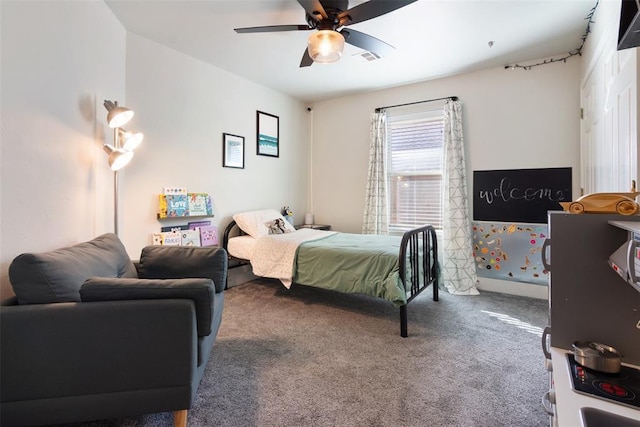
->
[243,228,336,288]
[227,235,257,260]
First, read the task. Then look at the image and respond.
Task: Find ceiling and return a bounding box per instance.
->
[105,0,599,103]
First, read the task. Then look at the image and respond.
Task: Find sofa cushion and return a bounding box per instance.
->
[80,277,216,337]
[137,246,228,293]
[9,233,137,305]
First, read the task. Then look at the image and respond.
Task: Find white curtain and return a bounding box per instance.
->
[442,100,479,295]
[362,111,388,235]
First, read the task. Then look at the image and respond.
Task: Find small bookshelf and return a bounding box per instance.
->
[157,193,213,219]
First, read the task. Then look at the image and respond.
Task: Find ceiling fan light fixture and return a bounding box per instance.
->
[308,30,345,63]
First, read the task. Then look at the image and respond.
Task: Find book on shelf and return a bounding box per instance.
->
[161,224,188,232]
[152,231,182,246]
[158,194,189,218]
[188,193,213,217]
[180,229,201,246]
[188,220,211,229]
[199,225,218,246]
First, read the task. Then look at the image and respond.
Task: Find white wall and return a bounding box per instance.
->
[0,0,126,298]
[310,56,581,297]
[120,34,309,257]
[581,0,621,76]
[0,0,611,300]
[0,2,309,298]
[310,60,582,233]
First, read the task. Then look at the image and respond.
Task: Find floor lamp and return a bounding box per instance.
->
[102,100,143,235]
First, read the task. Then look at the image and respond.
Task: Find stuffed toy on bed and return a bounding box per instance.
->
[265,218,290,234]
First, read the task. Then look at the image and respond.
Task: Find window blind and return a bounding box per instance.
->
[387,112,444,233]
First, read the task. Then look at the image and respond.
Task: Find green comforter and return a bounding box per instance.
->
[292,233,407,306]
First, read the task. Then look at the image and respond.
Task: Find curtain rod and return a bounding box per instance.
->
[375,96,458,113]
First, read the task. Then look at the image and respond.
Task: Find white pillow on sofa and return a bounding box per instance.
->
[233,209,296,238]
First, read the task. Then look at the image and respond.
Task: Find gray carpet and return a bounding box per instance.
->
[69,279,549,427]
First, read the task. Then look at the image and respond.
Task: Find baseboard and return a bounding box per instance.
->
[227,264,257,288]
[477,277,548,300]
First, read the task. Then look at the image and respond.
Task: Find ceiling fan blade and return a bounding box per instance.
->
[338,0,418,26]
[300,48,314,67]
[341,28,394,57]
[235,24,311,34]
[297,0,328,21]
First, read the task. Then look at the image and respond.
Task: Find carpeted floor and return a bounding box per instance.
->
[67,279,550,427]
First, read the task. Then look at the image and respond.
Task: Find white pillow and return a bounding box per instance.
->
[233,209,296,238]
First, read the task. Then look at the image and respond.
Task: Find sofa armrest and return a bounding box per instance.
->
[80,277,216,337]
[0,299,197,405]
[137,246,228,293]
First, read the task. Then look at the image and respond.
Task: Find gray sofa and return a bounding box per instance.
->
[0,233,226,427]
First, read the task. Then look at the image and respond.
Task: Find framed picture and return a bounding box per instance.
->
[256,111,279,157]
[223,133,245,169]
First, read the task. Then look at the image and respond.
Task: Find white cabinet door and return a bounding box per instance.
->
[581,37,638,194]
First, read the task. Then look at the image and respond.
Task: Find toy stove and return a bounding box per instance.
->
[568,354,640,409]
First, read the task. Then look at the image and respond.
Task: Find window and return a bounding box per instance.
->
[386,109,444,234]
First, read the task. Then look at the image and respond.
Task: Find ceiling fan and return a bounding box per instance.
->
[234,0,418,67]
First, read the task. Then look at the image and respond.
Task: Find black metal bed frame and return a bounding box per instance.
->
[222,221,439,337]
[398,224,439,337]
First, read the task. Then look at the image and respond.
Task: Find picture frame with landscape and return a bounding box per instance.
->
[256,111,279,157]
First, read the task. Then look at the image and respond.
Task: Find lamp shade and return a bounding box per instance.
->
[119,129,144,151]
[103,100,134,128]
[307,30,345,63]
[103,144,134,171]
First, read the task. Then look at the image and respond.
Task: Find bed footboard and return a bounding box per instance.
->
[398,225,439,337]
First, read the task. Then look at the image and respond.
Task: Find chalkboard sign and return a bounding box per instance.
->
[473,167,572,223]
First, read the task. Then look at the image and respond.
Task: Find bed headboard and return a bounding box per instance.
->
[222,220,246,251]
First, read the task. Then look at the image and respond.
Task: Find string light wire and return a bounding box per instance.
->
[505,0,599,71]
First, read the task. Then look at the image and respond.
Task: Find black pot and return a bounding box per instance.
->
[572,341,623,374]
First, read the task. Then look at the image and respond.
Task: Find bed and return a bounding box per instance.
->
[223,209,439,337]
